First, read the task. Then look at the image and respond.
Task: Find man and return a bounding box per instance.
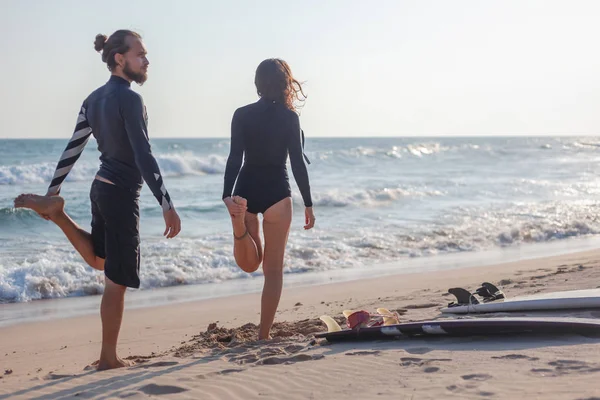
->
[14,30,181,370]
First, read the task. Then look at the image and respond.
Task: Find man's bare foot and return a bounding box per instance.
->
[96,357,134,371]
[14,194,65,220]
[231,196,247,238]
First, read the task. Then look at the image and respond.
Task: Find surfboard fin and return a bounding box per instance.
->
[377,308,401,325]
[447,287,480,307]
[319,315,342,333]
[475,282,505,303]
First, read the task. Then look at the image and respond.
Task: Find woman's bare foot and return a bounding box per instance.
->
[14,194,65,220]
[231,196,248,238]
[96,356,134,371]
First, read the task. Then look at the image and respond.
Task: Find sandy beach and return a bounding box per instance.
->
[1,249,600,399]
[4,1,600,399]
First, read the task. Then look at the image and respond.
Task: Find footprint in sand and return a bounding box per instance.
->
[549,360,589,371]
[138,383,188,395]
[404,303,439,310]
[530,360,600,377]
[284,344,305,354]
[43,373,75,380]
[549,360,600,373]
[400,357,451,367]
[400,357,424,365]
[529,275,550,280]
[405,347,432,355]
[530,368,554,375]
[345,350,381,356]
[218,368,245,375]
[447,384,484,392]
[135,361,179,369]
[229,354,259,364]
[448,382,495,397]
[258,353,324,365]
[221,347,248,355]
[196,368,246,380]
[257,348,287,358]
[461,373,492,381]
[424,367,440,373]
[491,354,539,361]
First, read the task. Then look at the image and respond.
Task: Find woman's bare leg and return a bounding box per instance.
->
[259,197,292,340]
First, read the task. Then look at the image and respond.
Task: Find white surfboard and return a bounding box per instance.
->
[441,288,600,314]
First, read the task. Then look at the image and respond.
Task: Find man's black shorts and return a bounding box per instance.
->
[90,179,141,288]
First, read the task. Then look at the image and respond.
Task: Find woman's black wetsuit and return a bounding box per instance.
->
[222,98,313,214]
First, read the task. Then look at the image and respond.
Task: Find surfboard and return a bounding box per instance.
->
[441,288,600,314]
[315,317,600,342]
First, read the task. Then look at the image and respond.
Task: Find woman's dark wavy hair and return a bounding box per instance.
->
[254,58,306,111]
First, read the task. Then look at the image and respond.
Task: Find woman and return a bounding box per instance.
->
[222,58,315,340]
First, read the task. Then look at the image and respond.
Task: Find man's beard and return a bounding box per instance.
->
[123,62,147,85]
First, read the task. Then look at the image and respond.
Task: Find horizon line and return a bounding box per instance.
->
[1,134,599,140]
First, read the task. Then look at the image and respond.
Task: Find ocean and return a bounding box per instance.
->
[2,136,600,306]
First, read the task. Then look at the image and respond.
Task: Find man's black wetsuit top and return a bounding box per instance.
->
[48,75,173,211]
[222,97,313,213]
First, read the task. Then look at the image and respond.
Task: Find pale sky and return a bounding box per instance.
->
[1,0,600,138]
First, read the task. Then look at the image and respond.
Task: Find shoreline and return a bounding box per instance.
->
[0,135,595,140]
[3,235,600,328]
